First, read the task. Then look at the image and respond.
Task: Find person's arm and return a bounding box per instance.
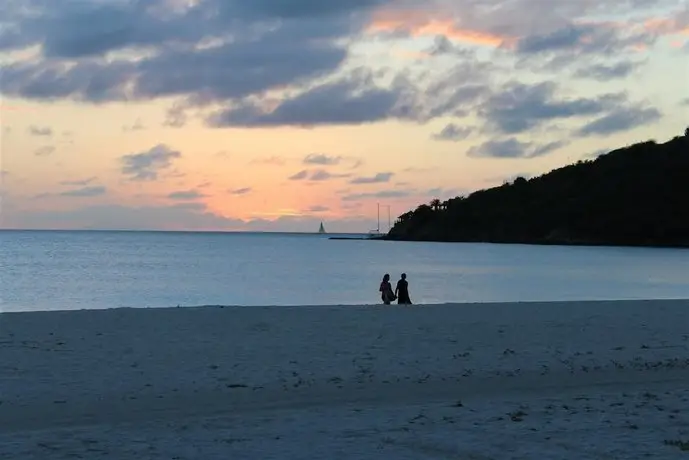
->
[394,281,399,296]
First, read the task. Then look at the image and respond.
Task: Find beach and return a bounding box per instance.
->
[2,300,688,459]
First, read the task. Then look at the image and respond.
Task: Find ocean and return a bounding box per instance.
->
[1,230,688,312]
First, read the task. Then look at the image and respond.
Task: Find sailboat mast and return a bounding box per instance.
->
[377,203,380,232]
[387,205,391,231]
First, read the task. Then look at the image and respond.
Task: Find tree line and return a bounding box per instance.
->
[385,129,689,247]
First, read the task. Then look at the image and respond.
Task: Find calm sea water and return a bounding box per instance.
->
[1,230,687,312]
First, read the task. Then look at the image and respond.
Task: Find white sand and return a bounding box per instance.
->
[2,300,689,459]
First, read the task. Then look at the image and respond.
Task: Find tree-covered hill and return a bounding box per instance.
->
[385,130,689,247]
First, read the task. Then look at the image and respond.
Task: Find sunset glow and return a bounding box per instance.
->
[1,0,687,232]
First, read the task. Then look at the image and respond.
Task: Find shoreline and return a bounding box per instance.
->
[4,296,689,314]
[2,299,688,458]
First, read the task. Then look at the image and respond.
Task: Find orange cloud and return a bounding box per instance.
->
[644,17,689,36]
[368,10,510,47]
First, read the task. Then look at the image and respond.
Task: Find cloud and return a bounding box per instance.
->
[120,144,181,181]
[0,1,361,105]
[164,103,187,128]
[574,60,641,81]
[123,118,145,132]
[28,125,52,137]
[34,145,56,156]
[479,81,624,134]
[167,189,205,200]
[303,154,341,165]
[59,185,107,198]
[432,123,474,142]
[60,177,96,186]
[230,187,252,195]
[468,138,567,159]
[578,107,662,136]
[307,205,330,213]
[250,156,285,165]
[680,98,689,107]
[289,170,309,181]
[289,168,349,181]
[310,169,335,181]
[367,11,509,47]
[341,189,413,201]
[350,172,394,184]
[0,0,681,138]
[514,22,657,58]
[207,72,410,128]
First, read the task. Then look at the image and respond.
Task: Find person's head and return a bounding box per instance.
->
[383,274,390,282]
[401,273,407,280]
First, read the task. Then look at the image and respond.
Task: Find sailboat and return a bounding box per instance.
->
[318,222,326,234]
[368,203,385,238]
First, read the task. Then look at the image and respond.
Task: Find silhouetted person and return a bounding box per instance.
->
[379,274,395,305]
[395,273,412,305]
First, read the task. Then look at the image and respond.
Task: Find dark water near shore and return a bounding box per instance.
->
[1,230,687,312]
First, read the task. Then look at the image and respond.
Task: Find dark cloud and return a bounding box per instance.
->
[680,98,689,107]
[59,185,107,198]
[310,169,336,181]
[208,73,407,128]
[574,61,641,81]
[578,107,662,136]
[303,154,341,165]
[307,205,330,213]
[232,0,386,20]
[468,138,567,159]
[60,177,96,186]
[289,170,309,181]
[516,26,589,54]
[426,36,475,58]
[515,23,656,57]
[0,1,358,105]
[480,81,625,134]
[0,0,679,135]
[230,187,252,195]
[289,169,349,181]
[168,190,205,200]
[34,145,55,156]
[28,125,52,137]
[120,144,182,181]
[350,172,394,184]
[432,123,474,142]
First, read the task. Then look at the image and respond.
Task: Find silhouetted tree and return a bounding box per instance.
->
[385,135,689,247]
[430,198,441,211]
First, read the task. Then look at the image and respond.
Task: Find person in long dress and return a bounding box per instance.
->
[395,273,412,305]
[379,274,396,305]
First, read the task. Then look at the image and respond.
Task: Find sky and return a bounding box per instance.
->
[1,0,687,232]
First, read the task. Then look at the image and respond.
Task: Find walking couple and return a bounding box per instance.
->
[379,273,412,305]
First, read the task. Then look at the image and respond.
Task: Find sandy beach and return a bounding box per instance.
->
[2,299,689,459]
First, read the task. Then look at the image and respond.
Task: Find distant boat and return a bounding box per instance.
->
[366,203,389,238]
[318,222,326,234]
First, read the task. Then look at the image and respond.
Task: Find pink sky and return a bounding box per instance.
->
[1,0,687,232]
